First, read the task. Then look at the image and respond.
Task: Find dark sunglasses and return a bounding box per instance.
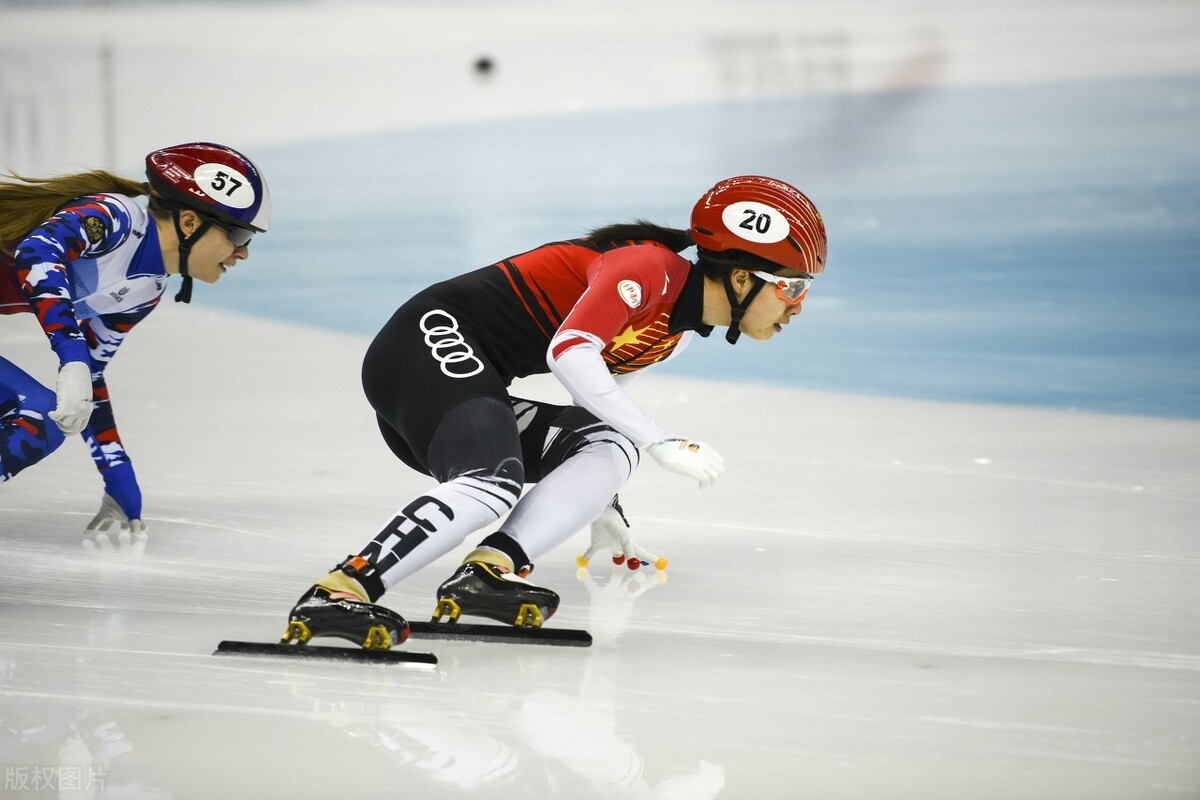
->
[203,215,254,248]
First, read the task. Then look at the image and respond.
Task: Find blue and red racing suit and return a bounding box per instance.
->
[0,193,166,515]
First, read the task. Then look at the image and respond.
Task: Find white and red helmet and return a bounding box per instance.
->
[690,175,825,275]
[145,142,271,237]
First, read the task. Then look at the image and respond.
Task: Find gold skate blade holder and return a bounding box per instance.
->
[432,597,463,623]
[361,625,393,650]
[431,598,544,628]
[514,603,544,628]
[279,620,392,650]
[281,620,313,645]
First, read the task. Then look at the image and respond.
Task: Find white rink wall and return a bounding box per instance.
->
[1,0,1198,175]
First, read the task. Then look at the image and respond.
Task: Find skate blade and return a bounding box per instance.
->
[214,640,437,666]
[407,622,591,647]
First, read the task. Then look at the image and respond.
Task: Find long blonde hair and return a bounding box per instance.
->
[0,170,151,255]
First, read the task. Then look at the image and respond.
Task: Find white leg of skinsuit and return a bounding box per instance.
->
[501,430,638,562]
[366,468,522,591]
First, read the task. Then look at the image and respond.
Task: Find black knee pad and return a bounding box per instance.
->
[426,397,526,486]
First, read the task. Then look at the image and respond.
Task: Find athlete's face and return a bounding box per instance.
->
[734,270,806,341]
[187,219,251,285]
[165,210,250,284]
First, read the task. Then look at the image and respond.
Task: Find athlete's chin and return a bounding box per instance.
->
[742,327,777,342]
[196,270,223,285]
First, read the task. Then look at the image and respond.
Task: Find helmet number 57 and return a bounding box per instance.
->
[209,170,243,197]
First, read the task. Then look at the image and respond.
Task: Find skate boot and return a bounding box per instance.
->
[282,556,409,650]
[433,549,560,627]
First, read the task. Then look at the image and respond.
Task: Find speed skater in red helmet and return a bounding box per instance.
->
[0,142,271,548]
[690,175,826,343]
[284,175,828,648]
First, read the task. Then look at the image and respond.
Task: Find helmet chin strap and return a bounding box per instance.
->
[171,209,212,304]
[722,273,766,345]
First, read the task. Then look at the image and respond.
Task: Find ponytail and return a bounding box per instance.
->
[0,169,148,253]
[586,219,785,278]
[587,219,692,253]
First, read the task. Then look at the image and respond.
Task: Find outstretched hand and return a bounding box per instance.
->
[645,438,725,488]
[82,493,147,555]
[577,498,667,571]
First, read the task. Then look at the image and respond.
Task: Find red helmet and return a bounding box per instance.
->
[690,176,826,275]
[145,142,271,234]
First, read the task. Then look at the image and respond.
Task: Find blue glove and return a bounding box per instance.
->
[101,461,142,520]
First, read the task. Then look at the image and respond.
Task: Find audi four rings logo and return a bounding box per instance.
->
[420,309,484,378]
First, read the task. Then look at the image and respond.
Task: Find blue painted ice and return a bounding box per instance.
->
[223,74,1200,418]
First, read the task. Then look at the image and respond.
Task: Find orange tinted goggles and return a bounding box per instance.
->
[752,271,813,305]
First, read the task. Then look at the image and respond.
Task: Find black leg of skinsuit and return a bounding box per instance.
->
[355,294,637,593]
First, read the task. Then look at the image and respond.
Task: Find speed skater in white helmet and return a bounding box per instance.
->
[0,142,271,547]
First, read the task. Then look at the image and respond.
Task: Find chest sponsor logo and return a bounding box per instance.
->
[420,309,484,378]
[617,279,642,308]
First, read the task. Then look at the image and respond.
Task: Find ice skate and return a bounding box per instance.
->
[433,549,560,628]
[282,556,410,650]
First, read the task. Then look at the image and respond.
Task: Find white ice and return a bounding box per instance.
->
[2,1,1199,799]
[4,305,1198,799]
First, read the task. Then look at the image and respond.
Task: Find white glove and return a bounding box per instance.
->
[577,499,667,571]
[82,493,147,555]
[645,438,725,488]
[48,360,93,436]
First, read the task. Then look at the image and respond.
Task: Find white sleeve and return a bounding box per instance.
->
[547,331,675,447]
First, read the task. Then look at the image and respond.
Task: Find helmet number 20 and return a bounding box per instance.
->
[721,200,790,244]
[209,170,243,197]
[739,209,772,235]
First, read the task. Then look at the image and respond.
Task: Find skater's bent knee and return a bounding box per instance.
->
[426,397,524,484]
[548,417,640,479]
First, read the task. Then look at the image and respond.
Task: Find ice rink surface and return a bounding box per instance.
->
[3,306,1197,799]
[2,1,1200,798]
